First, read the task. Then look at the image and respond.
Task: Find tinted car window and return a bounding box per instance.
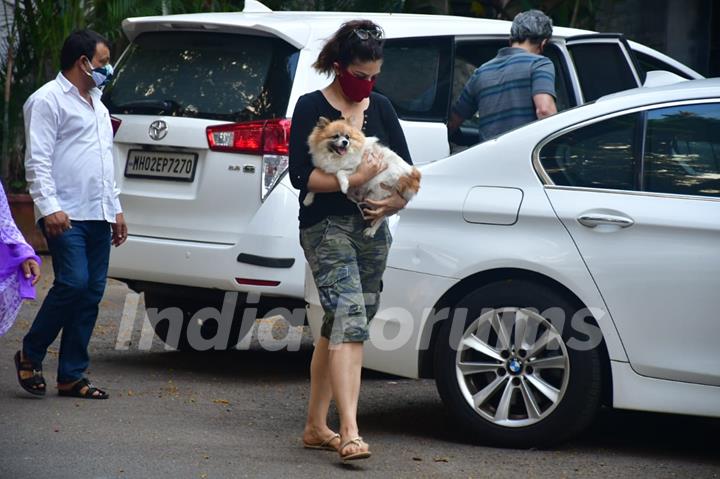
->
[644,103,720,198]
[452,40,505,116]
[568,43,638,101]
[375,37,452,122]
[450,40,505,138]
[540,113,640,190]
[103,32,298,122]
[633,51,693,79]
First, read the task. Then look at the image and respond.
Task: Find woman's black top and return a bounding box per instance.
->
[289,90,413,229]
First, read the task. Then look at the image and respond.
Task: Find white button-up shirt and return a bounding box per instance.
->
[23,72,122,223]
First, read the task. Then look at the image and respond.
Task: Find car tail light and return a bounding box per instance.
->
[207,119,291,201]
[206,119,291,155]
[111,116,122,137]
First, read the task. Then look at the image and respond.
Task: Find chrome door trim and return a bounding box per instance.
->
[532,97,720,198]
[543,185,720,203]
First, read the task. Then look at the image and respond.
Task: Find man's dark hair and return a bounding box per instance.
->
[60,29,109,71]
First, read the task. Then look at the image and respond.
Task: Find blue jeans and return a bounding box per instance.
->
[23,220,111,383]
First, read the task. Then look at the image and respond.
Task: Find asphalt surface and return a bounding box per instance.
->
[0,257,718,479]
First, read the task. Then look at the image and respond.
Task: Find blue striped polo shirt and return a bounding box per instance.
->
[453,47,556,142]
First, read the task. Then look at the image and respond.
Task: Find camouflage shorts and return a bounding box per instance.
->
[300,215,392,345]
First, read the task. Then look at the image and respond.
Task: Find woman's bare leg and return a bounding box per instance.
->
[329,341,368,456]
[303,337,340,448]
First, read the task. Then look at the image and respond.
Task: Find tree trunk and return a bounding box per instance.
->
[570,0,581,28]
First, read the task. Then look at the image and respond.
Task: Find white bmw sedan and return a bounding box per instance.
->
[305,78,720,448]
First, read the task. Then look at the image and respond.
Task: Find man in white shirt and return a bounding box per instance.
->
[15,30,127,400]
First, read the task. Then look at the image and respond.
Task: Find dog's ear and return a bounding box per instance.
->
[396,168,422,198]
[316,117,331,128]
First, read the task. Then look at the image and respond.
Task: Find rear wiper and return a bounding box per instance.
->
[113,99,184,115]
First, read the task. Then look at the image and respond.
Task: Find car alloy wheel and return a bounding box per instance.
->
[434,280,603,448]
[455,307,570,428]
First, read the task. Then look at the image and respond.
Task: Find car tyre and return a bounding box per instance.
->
[434,279,603,448]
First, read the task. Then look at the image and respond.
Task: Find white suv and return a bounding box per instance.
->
[104,1,701,348]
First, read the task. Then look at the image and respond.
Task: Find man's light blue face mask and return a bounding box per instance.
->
[84,58,114,88]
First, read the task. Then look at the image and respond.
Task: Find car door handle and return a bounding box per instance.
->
[577,213,635,228]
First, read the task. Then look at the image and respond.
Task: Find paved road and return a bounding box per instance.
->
[0,257,718,479]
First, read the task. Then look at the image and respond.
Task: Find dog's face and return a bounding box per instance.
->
[308,117,365,161]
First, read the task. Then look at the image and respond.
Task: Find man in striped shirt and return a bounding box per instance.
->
[448,10,557,142]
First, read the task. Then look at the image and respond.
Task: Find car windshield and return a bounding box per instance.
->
[103,31,299,122]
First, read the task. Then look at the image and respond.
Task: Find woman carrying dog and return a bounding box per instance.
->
[289,19,412,462]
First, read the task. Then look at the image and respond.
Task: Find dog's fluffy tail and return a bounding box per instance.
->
[396,167,422,202]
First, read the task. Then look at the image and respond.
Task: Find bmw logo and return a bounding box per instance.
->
[508,359,522,374]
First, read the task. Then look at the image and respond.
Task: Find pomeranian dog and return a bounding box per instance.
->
[305,117,421,237]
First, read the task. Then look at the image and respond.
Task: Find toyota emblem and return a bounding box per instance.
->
[149,120,168,141]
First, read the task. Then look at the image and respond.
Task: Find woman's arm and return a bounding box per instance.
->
[307,152,386,193]
[288,95,319,191]
[380,95,413,165]
[361,95,412,219]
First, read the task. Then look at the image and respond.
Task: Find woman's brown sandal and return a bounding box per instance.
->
[14,350,46,396]
[339,437,371,462]
[303,433,341,451]
[58,378,109,400]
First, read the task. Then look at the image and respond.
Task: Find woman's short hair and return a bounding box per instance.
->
[313,20,385,76]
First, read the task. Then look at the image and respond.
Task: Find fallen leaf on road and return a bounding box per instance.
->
[412,457,422,461]
[127,390,134,397]
[434,457,449,463]
[213,399,230,405]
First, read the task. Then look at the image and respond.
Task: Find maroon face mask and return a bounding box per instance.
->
[338,68,376,102]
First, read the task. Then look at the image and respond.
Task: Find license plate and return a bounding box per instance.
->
[125,150,198,182]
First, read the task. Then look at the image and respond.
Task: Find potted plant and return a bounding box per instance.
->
[6,187,48,254]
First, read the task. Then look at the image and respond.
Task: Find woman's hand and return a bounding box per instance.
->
[21,259,41,286]
[350,151,387,188]
[363,189,408,221]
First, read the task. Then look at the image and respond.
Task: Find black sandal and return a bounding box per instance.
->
[14,350,46,396]
[58,378,109,400]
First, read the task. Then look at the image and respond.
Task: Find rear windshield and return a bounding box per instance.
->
[103,31,299,122]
